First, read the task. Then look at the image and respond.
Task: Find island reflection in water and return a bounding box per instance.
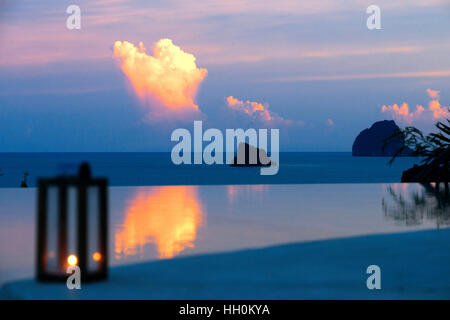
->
[114,186,204,260]
[382,182,450,228]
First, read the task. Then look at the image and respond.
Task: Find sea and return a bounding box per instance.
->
[0,152,420,188]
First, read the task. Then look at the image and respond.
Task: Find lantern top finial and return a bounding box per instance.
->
[79,162,91,180]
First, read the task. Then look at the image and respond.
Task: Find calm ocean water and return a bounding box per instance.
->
[0,152,419,188]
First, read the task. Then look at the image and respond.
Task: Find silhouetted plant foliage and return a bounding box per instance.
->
[386,110,450,167]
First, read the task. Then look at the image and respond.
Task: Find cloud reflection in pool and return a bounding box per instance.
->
[114,186,204,260]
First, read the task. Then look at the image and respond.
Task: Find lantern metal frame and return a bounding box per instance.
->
[36,173,108,282]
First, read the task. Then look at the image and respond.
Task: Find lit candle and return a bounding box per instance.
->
[67,254,78,266]
[92,252,102,262]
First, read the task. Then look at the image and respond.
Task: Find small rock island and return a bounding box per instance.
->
[230,142,271,167]
[352,120,413,156]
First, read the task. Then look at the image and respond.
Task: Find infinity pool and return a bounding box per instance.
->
[0,183,448,286]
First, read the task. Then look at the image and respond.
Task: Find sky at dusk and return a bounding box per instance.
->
[1,0,450,151]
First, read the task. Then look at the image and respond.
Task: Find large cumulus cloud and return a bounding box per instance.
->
[113,39,207,118]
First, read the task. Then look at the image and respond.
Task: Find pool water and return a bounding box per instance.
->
[0,183,448,286]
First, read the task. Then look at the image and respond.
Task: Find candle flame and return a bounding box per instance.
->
[92,252,102,261]
[67,254,78,266]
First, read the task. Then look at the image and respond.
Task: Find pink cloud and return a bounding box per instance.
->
[226,96,272,121]
[426,88,440,99]
[381,88,448,125]
[225,96,303,126]
[113,39,207,118]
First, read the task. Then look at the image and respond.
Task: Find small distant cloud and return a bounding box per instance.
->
[226,96,272,122]
[225,96,303,126]
[426,88,439,99]
[381,88,448,126]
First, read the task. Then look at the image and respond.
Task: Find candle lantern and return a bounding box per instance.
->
[36,162,108,282]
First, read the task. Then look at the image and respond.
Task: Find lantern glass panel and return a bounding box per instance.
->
[46,186,59,273]
[67,186,78,262]
[87,186,100,272]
